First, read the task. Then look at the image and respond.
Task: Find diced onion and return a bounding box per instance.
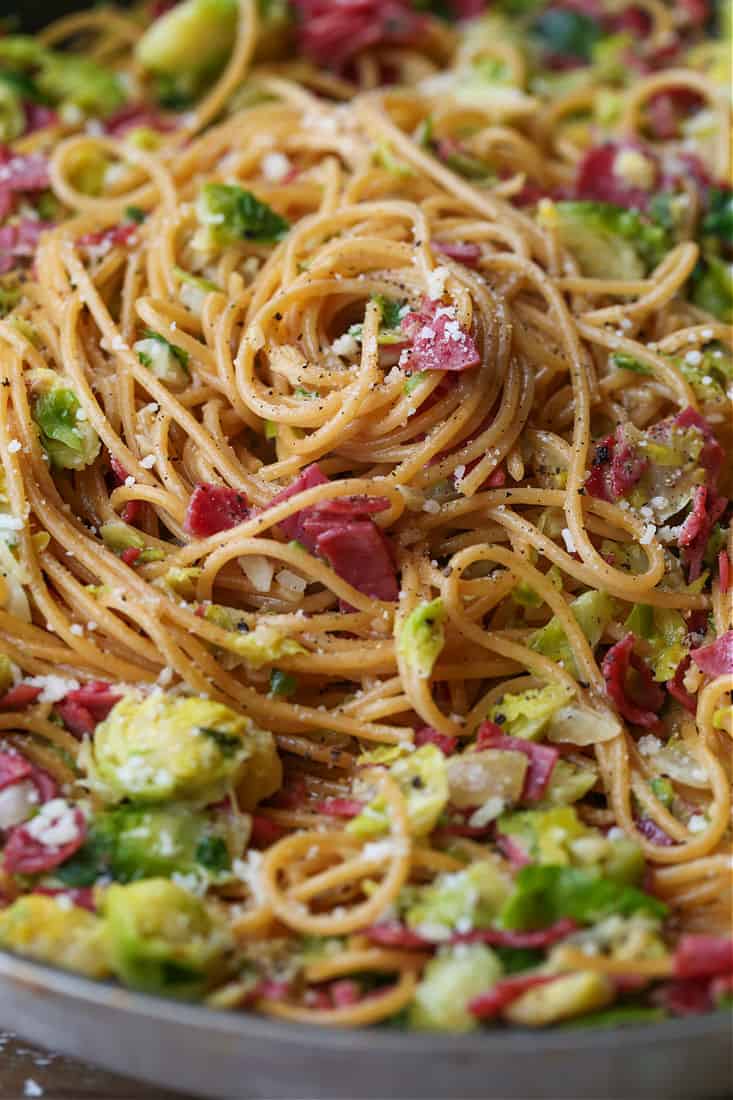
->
[276,569,307,595]
[239,554,274,593]
[546,704,622,746]
[447,749,527,809]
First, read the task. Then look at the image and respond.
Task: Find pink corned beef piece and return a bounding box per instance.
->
[184,483,250,537]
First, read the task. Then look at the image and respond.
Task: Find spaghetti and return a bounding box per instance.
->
[0,0,730,1031]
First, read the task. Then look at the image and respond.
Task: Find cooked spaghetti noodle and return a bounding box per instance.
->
[0,0,730,1030]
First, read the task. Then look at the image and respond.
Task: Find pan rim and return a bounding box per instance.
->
[1,945,729,1053]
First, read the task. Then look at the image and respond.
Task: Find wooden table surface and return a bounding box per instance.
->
[1,1035,186,1100]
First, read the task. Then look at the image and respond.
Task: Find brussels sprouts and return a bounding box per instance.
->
[398,598,447,679]
[0,79,25,142]
[36,56,124,117]
[102,878,231,998]
[488,681,574,741]
[204,611,305,668]
[409,944,503,1031]
[499,805,589,866]
[542,758,597,806]
[541,201,668,280]
[404,862,513,939]
[136,0,238,81]
[0,895,109,978]
[690,255,733,322]
[348,744,448,839]
[447,749,528,810]
[30,372,101,471]
[530,590,616,679]
[506,971,614,1027]
[88,692,281,808]
[106,805,229,881]
[195,183,290,249]
[134,331,190,389]
[57,803,239,886]
[499,863,667,931]
[624,605,688,682]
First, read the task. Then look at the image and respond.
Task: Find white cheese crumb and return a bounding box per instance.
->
[7,439,21,453]
[69,624,84,636]
[24,1080,44,1098]
[422,499,440,514]
[26,675,80,703]
[261,151,292,183]
[332,332,359,358]
[684,349,703,366]
[637,735,662,756]
[0,781,39,830]
[561,527,576,554]
[639,523,657,545]
[233,849,265,902]
[426,265,450,301]
[687,814,708,834]
[140,454,156,469]
[613,149,655,190]
[124,475,136,488]
[25,799,79,848]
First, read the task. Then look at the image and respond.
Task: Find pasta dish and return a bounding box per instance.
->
[0,0,731,1031]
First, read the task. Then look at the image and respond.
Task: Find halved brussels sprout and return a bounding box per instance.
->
[0,895,109,978]
[136,0,238,81]
[505,971,614,1027]
[409,944,503,1031]
[398,598,447,679]
[488,682,574,741]
[404,861,513,940]
[88,692,281,808]
[102,878,231,998]
[30,370,101,471]
[347,744,448,839]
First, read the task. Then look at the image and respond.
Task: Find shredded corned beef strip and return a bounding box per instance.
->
[184,483,250,537]
[290,0,425,68]
[0,684,42,710]
[476,720,558,803]
[400,300,481,373]
[315,797,364,818]
[414,726,458,755]
[0,751,33,792]
[270,465,397,601]
[78,223,139,251]
[690,631,733,677]
[250,815,287,846]
[469,974,557,1019]
[602,633,665,728]
[645,88,703,140]
[57,681,121,736]
[495,832,532,868]
[675,935,733,979]
[675,407,724,487]
[656,978,714,1017]
[34,886,96,912]
[574,142,659,210]
[585,429,647,502]
[365,918,576,950]
[0,219,54,273]
[103,103,176,136]
[431,240,482,267]
[3,806,86,875]
[666,656,697,714]
[23,103,58,135]
[678,486,727,582]
[0,147,50,221]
